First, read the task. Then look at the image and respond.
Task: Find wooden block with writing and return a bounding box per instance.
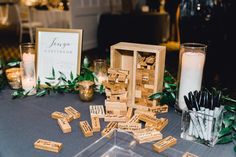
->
[104,114,128,122]
[118,122,141,132]
[91,116,101,132]
[153,136,177,153]
[101,122,118,137]
[128,114,140,123]
[89,105,105,118]
[51,111,73,122]
[139,114,159,125]
[134,129,163,144]
[79,121,93,137]
[64,106,80,119]
[126,107,133,120]
[105,100,127,109]
[57,118,72,133]
[106,109,127,116]
[182,152,199,157]
[135,109,156,118]
[34,139,62,153]
[156,118,168,131]
[149,105,168,113]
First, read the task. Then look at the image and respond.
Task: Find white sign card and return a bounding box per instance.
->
[35,28,82,85]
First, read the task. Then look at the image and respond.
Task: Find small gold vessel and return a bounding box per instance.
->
[78,80,95,101]
[5,67,21,89]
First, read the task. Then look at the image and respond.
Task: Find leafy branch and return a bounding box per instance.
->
[149,70,177,105]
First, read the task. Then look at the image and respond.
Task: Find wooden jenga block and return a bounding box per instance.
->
[106,109,127,116]
[160,105,168,113]
[133,129,163,144]
[91,116,101,132]
[145,122,154,128]
[105,100,127,109]
[182,152,199,157]
[64,106,80,119]
[101,122,118,137]
[51,111,73,122]
[149,105,168,113]
[126,107,133,120]
[156,118,168,131]
[144,84,154,90]
[34,139,63,153]
[139,114,159,125]
[57,118,72,133]
[118,69,129,76]
[104,114,128,122]
[134,109,156,118]
[153,136,177,153]
[118,122,141,132]
[128,114,140,123]
[89,105,105,118]
[79,121,93,137]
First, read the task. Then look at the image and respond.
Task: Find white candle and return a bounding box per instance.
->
[178,52,205,110]
[21,52,36,94]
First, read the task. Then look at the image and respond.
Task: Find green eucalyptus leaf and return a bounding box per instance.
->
[223,118,233,128]
[219,127,232,138]
[234,146,236,153]
[36,90,47,97]
[23,90,31,97]
[45,77,55,80]
[52,67,55,78]
[217,136,233,144]
[45,82,51,87]
[70,72,74,80]
[59,71,66,79]
[233,134,236,140]
[224,112,235,121]
[149,92,162,100]
[233,123,236,131]
[224,105,236,112]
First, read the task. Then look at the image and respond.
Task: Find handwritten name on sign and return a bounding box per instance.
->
[79,121,93,137]
[51,111,73,122]
[89,105,105,118]
[34,139,63,153]
[153,136,177,153]
[57,118,71,133]
[91,116,101,132]
[118,122,141,132]
[64,106,80,119]
[101,122,118,137]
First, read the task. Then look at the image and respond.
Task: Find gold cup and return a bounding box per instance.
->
[78,80,95,101]
[5,67,21,89]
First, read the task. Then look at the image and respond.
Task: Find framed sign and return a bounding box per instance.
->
[35,28,82,85]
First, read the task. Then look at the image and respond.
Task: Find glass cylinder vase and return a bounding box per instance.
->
[93,59,107,91]
[176,43,207,111]
[20,43,36,95]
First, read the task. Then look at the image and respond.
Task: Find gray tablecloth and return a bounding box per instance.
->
[0,89,235,157]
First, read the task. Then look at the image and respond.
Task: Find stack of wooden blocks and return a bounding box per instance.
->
[103,68,129,119]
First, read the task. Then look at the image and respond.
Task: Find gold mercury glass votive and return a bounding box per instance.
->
[5,67,21,89]
[78,80,95,101]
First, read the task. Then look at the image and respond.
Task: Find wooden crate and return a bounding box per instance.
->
[110,42,166,110]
